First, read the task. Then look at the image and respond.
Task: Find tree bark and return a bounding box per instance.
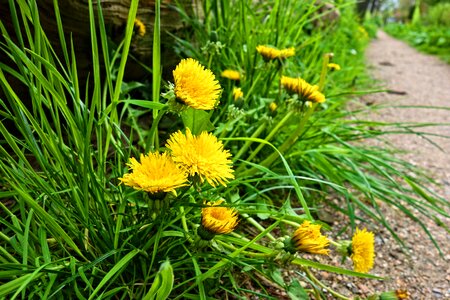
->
[0,0,199,81]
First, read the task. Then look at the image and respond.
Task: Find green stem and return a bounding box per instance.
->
[257,103,317,170]
[147,107,168,152]
[304,267,351,300]
[233,121,267,162]
[318,53,331,92]
[179,206,194,244]
[241,213,276,241]
[243,110,294,164]
[215,240,277,258]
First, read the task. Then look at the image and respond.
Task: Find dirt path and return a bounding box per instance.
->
[317,31,450,299]
[358,30,450,299]
[360,30,450,299]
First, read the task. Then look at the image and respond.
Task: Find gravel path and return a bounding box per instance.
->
[317,31,450,299]
[360,30,450,299]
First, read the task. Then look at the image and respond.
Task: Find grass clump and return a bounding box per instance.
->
[0,0,448,299]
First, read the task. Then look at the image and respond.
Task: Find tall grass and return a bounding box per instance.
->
[0,0,448,299]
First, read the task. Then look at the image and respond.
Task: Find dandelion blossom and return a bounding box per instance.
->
[289,221,329,255]
[166,128,234,187]
[279,47,296,59]
[327,63,341,71]
[200,200,239,238]
[281,76,325,103]
[256,45,281,60]
[173,58,221,110]
[269,102,278,112]
[232,87,244,101]
[351,228,375,273]
[119,152,188,194]
[257,45,295,60]
[221,69,241,81]
[134,19,146,36]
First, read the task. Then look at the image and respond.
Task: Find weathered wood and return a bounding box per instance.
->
[0,0,199,80]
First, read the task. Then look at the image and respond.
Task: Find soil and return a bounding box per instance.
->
[315,31,450,299]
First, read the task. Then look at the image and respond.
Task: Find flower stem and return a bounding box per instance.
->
[241,213,276,241]
[241,110,294,165]
[256,103,317,170]
[233,121,268,162]
[146,106,168,152]
[318,53,331,92]
[215,240,277,258]
[304,267,351,300]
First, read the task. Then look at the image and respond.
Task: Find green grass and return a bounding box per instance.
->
[0,0,448,299]
[384,22,450,64]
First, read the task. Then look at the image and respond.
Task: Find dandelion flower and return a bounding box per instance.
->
[200,200,239,239]
[327,63,341,71]
[281,76,326,103]
[257,45,295,60]
[134,18,146,37]
[395,289,409,299]
[173,58,222,110]
[256,45,280,60]
[166,128,234,187]
[221,69,241,81]
[351,228,375,273]
[119,152,188,195]
[232,87,244,101]
[269,102,277,112]
[279,47,296,59]
[289,221,329,255]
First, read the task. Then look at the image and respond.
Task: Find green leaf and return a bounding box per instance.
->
[120,100,167,110]
[88,249,140,300]
[287,280,309,300]
[181,108,214,135]
[143,259,174,300]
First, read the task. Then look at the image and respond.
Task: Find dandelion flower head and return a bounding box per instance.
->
[269,102,278,112]
[327,63,341,71]
[279,47,296,59]
[119,152,188,194]
[134,18,146,37]
[291,221,329,255]
[281,76,325,103]
[351,228,375,273]
[221,69,241,81]
[232,87,244,101]
[166,128,234,187]
[256,45,295,60]
[201,200,239,235]
[173,58,222,110]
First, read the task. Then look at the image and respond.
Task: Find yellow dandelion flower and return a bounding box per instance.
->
[269,102,277,112]
[279,47,296,59]
[201,200,239,236]
[290,221,330,255]
[232,87,244,101]
[221,69,241,81]
[257,45,295,60]
[134,18,146,37]
[281,76,326,103]
[256,45,281,60]
[166,128,234,187]
[173,58,222,110]
[395,289,409,299]
[357,26,369,39]
[351,228,375,273]
[327,63,341,71]
[119,152,188,194]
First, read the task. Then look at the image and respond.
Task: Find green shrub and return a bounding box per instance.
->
[426,2,450,26]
